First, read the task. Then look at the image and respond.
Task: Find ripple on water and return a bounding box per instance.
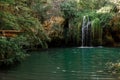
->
[0,48,120,80]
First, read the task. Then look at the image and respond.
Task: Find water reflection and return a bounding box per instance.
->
[0,48,120,80]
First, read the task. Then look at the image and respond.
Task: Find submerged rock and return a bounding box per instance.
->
[106,62,120,74]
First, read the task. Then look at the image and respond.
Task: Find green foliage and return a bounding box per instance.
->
[0,0,15,4]
[79,0,107,10]
[17,16,49,48]
[0,0,50,48]
[60,1,82,45]
[92,18,102,45]
[64,17,81,46]
[92,18,100,36]
[15,0,50,48]
[32,0,51,23]
[60,1,78,19]
[0,37,26,65]
[0,11,19,30]
[98,13,114,27]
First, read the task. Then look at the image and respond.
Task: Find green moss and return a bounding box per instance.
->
[91,18,103,46]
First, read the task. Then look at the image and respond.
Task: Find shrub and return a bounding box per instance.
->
[0,37,26,66]
[60,0,78,19]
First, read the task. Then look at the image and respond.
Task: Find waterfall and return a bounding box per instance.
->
[81,16,102,47]
[81,16,92,47]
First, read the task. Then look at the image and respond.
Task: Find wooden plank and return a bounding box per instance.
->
[0,30,23,33]
[0,30,24,37]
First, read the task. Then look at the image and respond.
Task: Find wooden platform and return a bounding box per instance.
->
[0,30,23,37]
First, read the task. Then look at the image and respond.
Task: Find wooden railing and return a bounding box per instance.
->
[0,30,23,37]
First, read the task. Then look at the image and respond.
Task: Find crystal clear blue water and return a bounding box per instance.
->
[0,47,120,80]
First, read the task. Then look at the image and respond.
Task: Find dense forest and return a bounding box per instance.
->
[0,0,120,67]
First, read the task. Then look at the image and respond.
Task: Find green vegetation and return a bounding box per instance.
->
[0,37,26,65]
[60,0,81,46]
[0,0,49,48]
[0,0,50,65]
[91,18,102,46]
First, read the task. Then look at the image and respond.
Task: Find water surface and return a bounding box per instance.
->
[0,47,120,80]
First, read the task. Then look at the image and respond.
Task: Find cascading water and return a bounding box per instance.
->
[81,16,102,47]
[81,16,92,47]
